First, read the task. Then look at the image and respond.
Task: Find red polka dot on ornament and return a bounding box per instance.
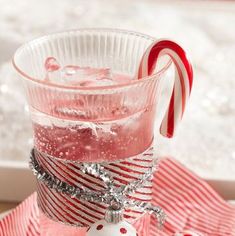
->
[120,227,127,234]
[87,219,137,236]
[96,224,103,230]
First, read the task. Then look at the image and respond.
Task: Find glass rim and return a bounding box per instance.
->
[12,28,172,91]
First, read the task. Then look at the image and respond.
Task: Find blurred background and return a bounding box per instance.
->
[0,0,235,208]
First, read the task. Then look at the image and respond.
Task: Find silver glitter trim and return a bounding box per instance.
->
[30,149,166,227]
[81,163,114,188]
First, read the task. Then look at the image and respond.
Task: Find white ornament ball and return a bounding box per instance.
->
[87,220,137,236]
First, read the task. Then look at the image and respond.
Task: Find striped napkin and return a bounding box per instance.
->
[0,158,234,236]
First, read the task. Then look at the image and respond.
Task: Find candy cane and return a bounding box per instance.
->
[138,39,193,138]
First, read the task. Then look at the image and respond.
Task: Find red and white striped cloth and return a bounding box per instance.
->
[1,158,235,236]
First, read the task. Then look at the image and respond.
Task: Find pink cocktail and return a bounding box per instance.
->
[13,29,171,236]
[33,73,156,163]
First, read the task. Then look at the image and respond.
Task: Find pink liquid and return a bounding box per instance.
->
[32,74,155,162]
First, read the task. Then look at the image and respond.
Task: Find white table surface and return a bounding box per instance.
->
[0,210,11,220]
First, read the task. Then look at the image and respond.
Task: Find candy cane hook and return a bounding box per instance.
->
[138,40,193,138]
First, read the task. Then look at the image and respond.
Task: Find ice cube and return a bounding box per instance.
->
[45,57,117,87]
[61,66,115,86]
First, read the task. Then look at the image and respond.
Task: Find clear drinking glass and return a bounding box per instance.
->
[13,29,171,236]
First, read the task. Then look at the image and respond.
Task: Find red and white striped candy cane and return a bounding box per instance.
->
[138,40,193,138]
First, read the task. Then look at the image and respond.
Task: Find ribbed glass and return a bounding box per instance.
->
[13,29,170,236]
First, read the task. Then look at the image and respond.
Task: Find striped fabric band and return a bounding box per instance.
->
[35,146,155,227]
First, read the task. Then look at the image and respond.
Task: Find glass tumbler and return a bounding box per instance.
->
[13,29,172,236]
